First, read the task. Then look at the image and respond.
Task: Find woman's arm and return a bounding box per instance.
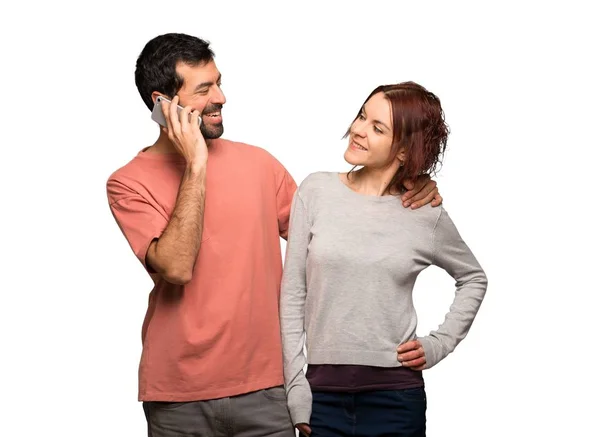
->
[418,207,488,369]
[280,192,313,427]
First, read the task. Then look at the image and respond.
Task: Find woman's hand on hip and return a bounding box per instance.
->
[397,340,427,370]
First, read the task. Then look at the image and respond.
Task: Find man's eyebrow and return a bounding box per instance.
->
[194,74,222,92]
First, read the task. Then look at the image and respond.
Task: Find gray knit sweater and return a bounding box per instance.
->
[279,172,488,425]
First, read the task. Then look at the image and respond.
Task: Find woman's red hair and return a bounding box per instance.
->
[345,81,449,193]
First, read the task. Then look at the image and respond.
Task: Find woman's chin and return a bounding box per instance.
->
[343,150,364,166]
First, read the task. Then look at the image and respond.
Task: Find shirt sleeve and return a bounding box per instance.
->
[275,169,298,240]
[107,178,168,272]
[280,191,312,425]
[418,207,488,369]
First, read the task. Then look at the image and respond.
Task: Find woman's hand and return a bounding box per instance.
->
[296,423,312,436]
[397,339,427,370]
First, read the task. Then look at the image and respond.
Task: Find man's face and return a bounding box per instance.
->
[175,60,226,139]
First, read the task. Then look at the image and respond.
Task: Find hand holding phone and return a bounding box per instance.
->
[151,95,203,127]
[152,95,208,166]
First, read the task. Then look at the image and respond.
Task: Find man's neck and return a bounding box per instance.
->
[147,129,212,154]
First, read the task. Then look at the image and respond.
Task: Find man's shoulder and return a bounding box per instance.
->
[217,139,294,184]
[106,151,157,201]
[107,152,144,181]
[107,158,135,182]
[107,155,137,187]
[218,138,280,163]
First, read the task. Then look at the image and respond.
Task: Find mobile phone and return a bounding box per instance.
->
[151,95,202,127]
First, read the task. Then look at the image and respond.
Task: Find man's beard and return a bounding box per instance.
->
[200,122,224,139]
[200,103,224,139]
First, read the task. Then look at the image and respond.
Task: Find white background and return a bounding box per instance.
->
[1,1,598,436]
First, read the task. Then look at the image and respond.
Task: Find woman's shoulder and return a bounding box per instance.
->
[293,172,341,210]
[297,171,337,193]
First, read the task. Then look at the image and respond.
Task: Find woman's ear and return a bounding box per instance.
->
[396,148,406,166]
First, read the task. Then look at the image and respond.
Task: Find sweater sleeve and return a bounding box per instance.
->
[418,207,488,369]
[279,191,313,425]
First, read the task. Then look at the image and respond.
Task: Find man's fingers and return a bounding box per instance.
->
[411,180,437,202]
[410,186,439,210]
[402,179,415,194]
[401,183,417,203]
[191,109,201,130]
[161,99,174,137]
[169,95,181,131]
[180,105,192,133]
[403,178,435,205]
[431,193,443,207]
[402,175,429,198]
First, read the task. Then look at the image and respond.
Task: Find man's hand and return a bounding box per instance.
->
[401,175,442,209]
[161,95,208,169]
[397,340,426,370]
[296,423,311,436]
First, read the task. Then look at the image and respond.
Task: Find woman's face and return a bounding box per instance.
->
[344,92,401,168]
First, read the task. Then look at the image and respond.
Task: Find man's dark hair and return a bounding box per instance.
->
[135,33,215,111]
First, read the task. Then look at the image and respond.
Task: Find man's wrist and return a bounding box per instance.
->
[187,158,207,176]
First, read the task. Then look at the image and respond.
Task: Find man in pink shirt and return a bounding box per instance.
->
[107,33,442,436]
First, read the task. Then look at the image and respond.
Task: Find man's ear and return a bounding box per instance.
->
[151,91,164,105]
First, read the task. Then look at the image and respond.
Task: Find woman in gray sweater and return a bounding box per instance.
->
[280,82,488,437]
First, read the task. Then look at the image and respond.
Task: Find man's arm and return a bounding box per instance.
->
[145,164,206,284]
[269,152,298,240]
[276,170,298,240]
[146,96,209,284]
